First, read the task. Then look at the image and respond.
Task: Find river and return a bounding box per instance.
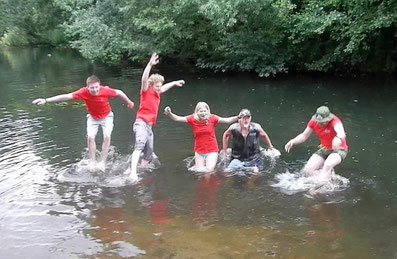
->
[0,47,396,258]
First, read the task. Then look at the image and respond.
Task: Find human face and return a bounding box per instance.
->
[87,82,100,96]
[151,82,162,93]
[240,115,251,128]
[197,107,209,120]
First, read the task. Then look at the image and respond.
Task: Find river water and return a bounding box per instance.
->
[0,47,396,258]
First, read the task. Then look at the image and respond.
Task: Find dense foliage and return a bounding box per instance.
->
[1,0,396,75]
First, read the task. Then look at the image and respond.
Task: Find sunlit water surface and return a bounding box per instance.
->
[0,48,396,258]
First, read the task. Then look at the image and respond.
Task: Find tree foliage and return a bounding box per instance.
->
[1,0,396,75]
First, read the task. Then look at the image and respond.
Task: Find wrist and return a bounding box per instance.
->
[44,98,47,104]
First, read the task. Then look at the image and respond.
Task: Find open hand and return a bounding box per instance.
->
[32,98,46,105]
[149,53,159,66]
[284,140,294,153]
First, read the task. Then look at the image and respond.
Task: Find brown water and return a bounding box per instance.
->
[0,47,396,258]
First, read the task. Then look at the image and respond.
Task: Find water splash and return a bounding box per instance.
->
[57,148,161,187]
[270,169,350,195]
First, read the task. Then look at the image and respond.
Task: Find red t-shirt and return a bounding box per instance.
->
[72,86,117,119]
[186,114,219,153]
[136,87,161,124]
[308,116,348,150]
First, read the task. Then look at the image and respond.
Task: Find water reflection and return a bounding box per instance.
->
[191,174,221,229]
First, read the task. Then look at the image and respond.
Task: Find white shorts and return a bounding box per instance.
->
[86,111,114,138]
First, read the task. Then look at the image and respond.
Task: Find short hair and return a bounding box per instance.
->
[86,75,100,86]
[148,74,164,86]
[193,102,211,121]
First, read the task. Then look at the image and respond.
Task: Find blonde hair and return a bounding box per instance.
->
[148,73,164,86]
[193,102,211,121]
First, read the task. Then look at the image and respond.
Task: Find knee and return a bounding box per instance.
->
[103,136,111,143]
[87,137,95,144]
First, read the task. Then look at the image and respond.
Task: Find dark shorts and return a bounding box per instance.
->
[315,146,348,161]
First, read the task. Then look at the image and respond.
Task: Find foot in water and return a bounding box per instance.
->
[97,161,106,172]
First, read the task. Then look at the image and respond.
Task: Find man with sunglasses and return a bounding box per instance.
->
[222,109,278,171]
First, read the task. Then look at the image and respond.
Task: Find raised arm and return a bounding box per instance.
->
[115,89,134,109]
[218,115,239,124]
[141,53,159,91]
[222,127,233,156]
[164,106,187,123]
[160,80,185,93]
[284,126,313,153]
[32,93,73,105]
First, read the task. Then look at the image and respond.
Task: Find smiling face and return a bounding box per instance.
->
[87,82,100,96]
[194,102,210,121]
[197,107,209,120]
[151,81,162,93]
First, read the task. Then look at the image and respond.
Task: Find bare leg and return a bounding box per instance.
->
[204,152,218,172]
[129,149,142,181]
[100,136,111,163]
[319,153,342,180]
[192,152,206,172]
[303,154,324,176]
[87,137,96,162]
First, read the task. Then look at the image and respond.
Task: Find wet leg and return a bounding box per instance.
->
[303,154,324,176]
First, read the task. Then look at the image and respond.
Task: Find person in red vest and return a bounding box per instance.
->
[285,106,348,180]
[32,75,134,170]
[128,53,185,181]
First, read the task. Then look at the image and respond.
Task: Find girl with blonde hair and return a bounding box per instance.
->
[164,102,238,172]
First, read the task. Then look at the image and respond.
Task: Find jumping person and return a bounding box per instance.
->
[222,108,279,171]
[128,53,185,181]
[32,75,134,171]
[284,106,348,180]
[164,102,238,173]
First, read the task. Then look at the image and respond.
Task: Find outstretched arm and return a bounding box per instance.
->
[141,53,159,92]
[284,126,313,153]
[222,127,232,156]
[32,93,73,105]
[164,106,187,122]
[160,80,185,93]
[115,89,134,109]
[218,115,239,124]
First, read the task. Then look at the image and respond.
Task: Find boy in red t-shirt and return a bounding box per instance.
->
[128,53,185,181]
[32,75,134,170]
[284,106,348,181]
[164,102,238,173]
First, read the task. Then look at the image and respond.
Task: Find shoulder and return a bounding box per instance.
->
[72,87,87,98]
[210,114,219,122]
[331,116,342,125]
[101,86,117,94]
[186,114,195,123]
[250,122,262,130]
[228,122,239,131]
[307,118,316,128]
